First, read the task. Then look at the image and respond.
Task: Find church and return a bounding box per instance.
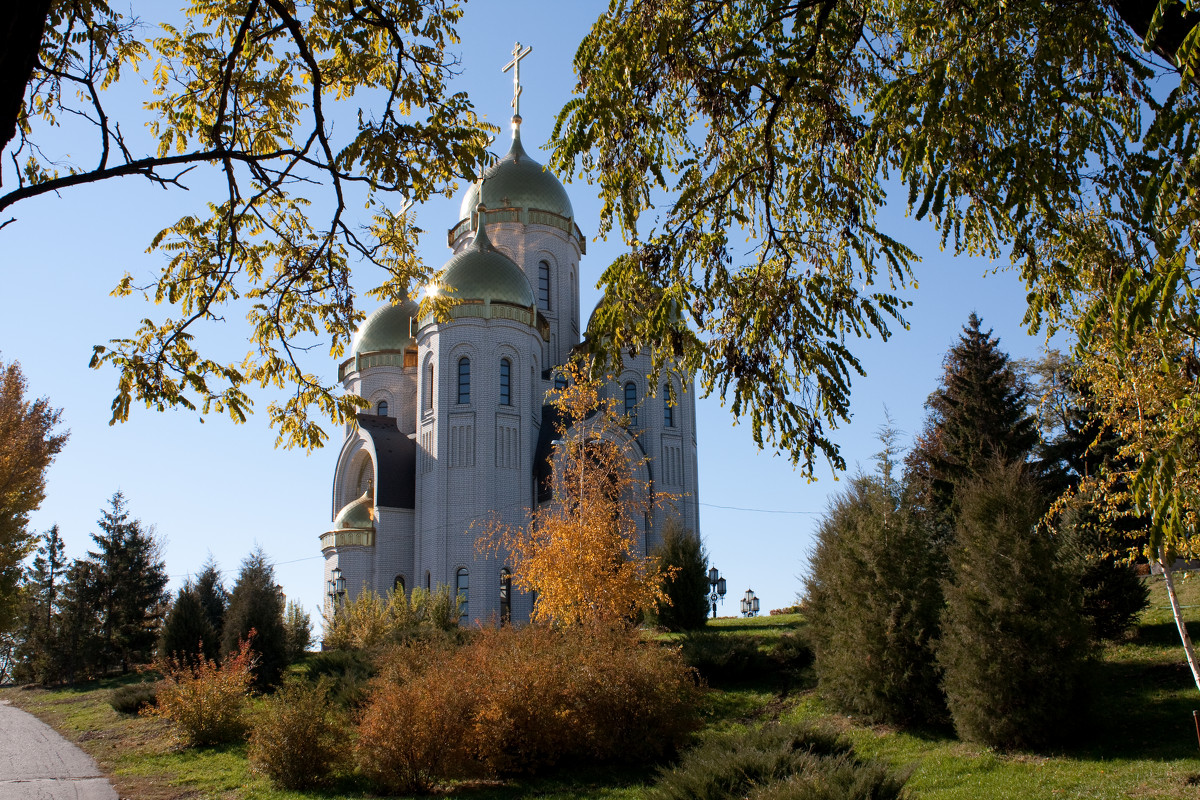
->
[320,48,701,625]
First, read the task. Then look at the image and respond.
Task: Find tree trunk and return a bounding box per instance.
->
[1159,547,1200,692]
[0,0,52,155]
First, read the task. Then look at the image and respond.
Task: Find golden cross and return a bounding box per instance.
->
[502,42,533,118]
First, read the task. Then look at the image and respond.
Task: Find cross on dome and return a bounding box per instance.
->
[502,42,532,120]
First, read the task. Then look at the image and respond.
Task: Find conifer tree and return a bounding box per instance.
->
[651,519,711,632]
[194,556,228,643]
[159,583,218,663]
[283,600,313,661]
[906,314,1038,532]
[88,493,169,672]
[937,461,1090,750]
[223,547,287,688]
[805,425,946,727]
[13,525,66,683]
[54,558,104,682]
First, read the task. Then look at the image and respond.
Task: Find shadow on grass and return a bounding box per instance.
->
[1068,632,1200,762]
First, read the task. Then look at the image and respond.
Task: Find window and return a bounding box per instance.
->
[377,400,388,417]
[538,260,550,310]
[425,570,431,590]
[663,388,674,428]
[424,364,434,410]
[500,568,512,623]
[394,574,405,594]
[499,358,511,406]
[458,357,471,404]
[624,382,638,426]
[554,373,567,391]
[456,567,469,619]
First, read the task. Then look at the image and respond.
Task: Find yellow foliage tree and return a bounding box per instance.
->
[479,360,670,627]
[1077,318,1200,690]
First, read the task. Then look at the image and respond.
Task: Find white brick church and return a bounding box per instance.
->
[321,73,700,625]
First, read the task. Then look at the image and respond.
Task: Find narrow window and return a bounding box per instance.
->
[424,364,434,410]
[425,570,431,590]
[458,357,471,404]
[499,358,511,406]
[456,567,469,620]
[500,567,512,624]
[538,260,550,310]
[624,382,638,426]
[377,400,388,417]
[663,388,674,428]
[393,574,405,594]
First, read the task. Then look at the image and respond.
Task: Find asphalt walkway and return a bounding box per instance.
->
[0,700,117,799]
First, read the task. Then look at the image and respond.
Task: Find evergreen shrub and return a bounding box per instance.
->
[303,648,376,709]
[804,474,946,727]
[222,549,287,689]
[649,722,907,800]
[109,681,159,714]
[652,521,711,631]
[151,639,255,746]
[937,461,1091,750]
[248,679,344,789]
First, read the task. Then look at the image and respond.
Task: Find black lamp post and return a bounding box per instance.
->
[707,566,727,619]
[740,588,760,618]
[327,566,346,609]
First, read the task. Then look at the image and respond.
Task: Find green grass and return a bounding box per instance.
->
[6,587,1200,798]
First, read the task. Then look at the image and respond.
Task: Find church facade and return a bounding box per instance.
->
[320,105,701,626]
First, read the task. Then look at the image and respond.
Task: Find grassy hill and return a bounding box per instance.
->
[4,576,1200,798]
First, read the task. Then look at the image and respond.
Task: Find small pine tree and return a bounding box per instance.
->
[283,600,312,661]
[13,525,66,683]
[651,520,710,631]
[222,547,287,688]
[937,461,1090,750]
[804,423,947,727]
[194,556,227,641]
[159,583,219,663]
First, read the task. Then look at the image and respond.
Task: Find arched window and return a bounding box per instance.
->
[538,260,551,310]
[500,568,512,623]
[377,400,388,417]
[458,357,471,404]
[393,574,405,594]
[499,358,511,406]
[624,382,638,426]
[424,363,434,410]
[553,373,567,391]
[455,567,469,620]
[663,388,674,428]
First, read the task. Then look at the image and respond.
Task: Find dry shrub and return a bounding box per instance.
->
[354,625,700,790]
[465,625,701,774]
[248,679,344,789]
[151,638,255,746]
[356,641,473,793]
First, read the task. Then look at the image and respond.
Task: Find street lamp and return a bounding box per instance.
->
[327,566,346,609]
[740,588,760,618]
[707,567,727,619]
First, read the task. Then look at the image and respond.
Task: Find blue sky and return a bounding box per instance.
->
[0,1,1058,627]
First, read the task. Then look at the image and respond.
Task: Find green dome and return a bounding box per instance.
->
[353,299,419,356]
[333,490,374,531]
[433,223,535,307]
[457,126,573,222]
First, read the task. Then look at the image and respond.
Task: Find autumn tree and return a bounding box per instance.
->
[2,1,495,450]
[0,358,68,637]
[550,0,1200,477]
[480,360,668,627]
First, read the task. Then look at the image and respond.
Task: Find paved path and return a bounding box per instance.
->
[0,700,117,800]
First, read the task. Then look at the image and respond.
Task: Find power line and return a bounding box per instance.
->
[700,503,820,515]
